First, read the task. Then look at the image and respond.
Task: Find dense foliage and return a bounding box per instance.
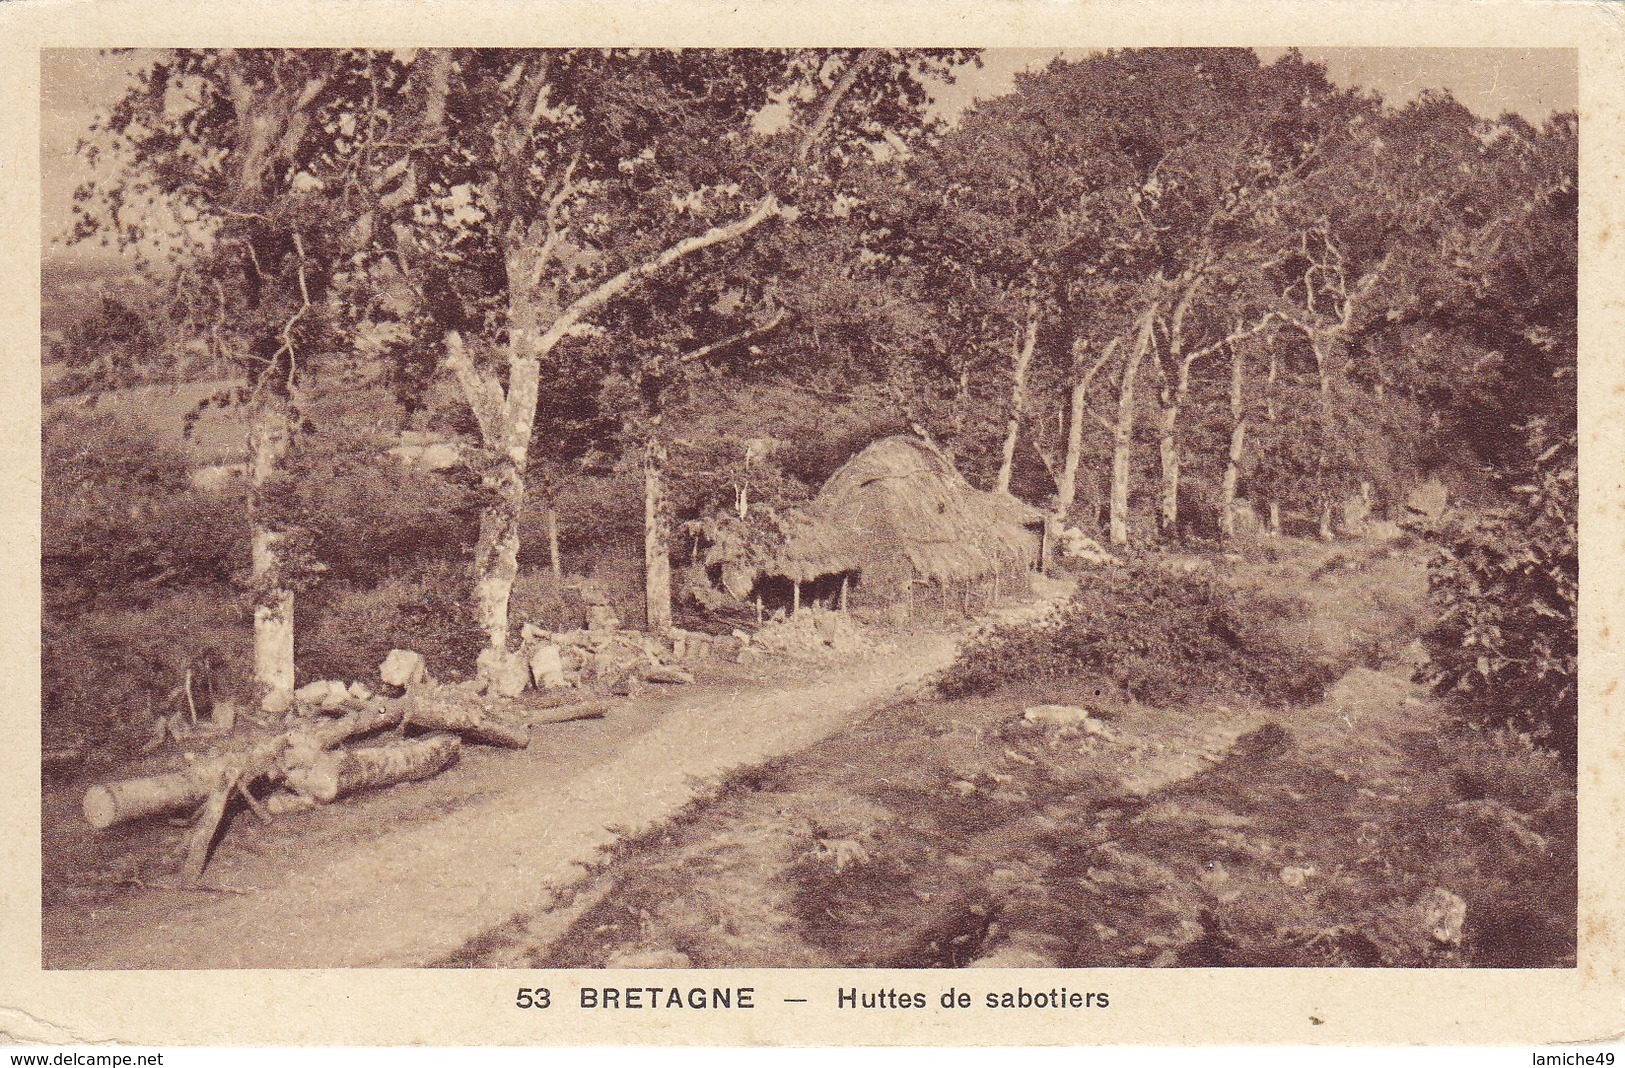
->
[49,48,1578,767]
[1422,424,1579,766]
[937,561,1334,706]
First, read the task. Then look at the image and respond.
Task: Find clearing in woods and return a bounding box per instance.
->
[41,528,1575,969]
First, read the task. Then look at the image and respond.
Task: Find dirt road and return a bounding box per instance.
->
[44,585,1070,969]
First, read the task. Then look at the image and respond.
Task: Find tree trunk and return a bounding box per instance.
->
[1220,341,1246,540]
[995,308,1039,496]
[644,436,672,633]
[1265,343,1280,537]
[471,258,545,653]
[1055,338,1115,527]
[1313,334,1335,542]
[1157,405,1181,539]
[1110,306,1159,546]
[545,504,562,584]
[247,397,294,705]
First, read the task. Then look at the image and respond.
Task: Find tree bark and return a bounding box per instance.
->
[644,437,672,633]
[1220,340,1247,541]
[1265,343,1281,537]
[1312,332,1336,541]
[284,735,461,804]
[545,504,563,584]
[1110,305,1160,547]
[994,307,1039,496]
[248,396,294,705]
[1054,338,1116,527]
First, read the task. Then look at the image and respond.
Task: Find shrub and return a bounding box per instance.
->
[42,587,252,750]
[937,561,1331,705]
[43,410,247,607]
[296,562,486,684]
[1421,425,1577,768]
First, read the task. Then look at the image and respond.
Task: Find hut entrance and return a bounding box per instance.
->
[750,570,860,616]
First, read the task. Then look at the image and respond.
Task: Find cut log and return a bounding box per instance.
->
[83,702,408,830]
[527,700,612,725]
[83,736,293,831]
[81,693,519,831]
[407,706,529,749]
[284,735,461,804]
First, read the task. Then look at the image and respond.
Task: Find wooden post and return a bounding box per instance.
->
[793,581,801,615]
[755,594,763,626]
[545,505,562,584]
[840,575,849,612]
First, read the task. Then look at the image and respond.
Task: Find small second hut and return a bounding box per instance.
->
[767,435,1045,615]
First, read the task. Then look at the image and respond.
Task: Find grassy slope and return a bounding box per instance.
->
[444,532,1576,969]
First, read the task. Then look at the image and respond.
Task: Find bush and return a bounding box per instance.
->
[296,562,486,685]
[1421,425,1577,767]
[43,410,246,608]
[42,587,252,749]
[937,561,1331,705]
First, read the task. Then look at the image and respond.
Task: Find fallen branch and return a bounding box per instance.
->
[526,700,612,725]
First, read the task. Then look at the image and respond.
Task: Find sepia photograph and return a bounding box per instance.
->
[6,5,1618,1046]
[34,42,1582,975]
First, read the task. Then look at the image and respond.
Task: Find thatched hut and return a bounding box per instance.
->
[766,435,1046,615]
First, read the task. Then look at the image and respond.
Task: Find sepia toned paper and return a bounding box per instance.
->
[3,0,1622,1049]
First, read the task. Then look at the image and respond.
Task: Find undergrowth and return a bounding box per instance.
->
[937,561,1335,706]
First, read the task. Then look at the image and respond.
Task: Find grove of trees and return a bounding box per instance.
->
[52,47,1578,762]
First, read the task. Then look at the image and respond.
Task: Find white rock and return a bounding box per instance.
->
[1024,704,1094,727]
[529,644,568,689]
[1419,887,1467,946]
[478,647,531,698]
[347,681,373,702]
[295,679,345,705]
[379,649,426,688]
[261,688,292,715]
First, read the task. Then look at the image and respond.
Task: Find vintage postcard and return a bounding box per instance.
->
[2,0,1621,1050]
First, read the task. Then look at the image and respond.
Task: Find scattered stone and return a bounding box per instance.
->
[1279,866,1313,888]
[529,644,568,689]
[261,688,292,715]
[1419,887,1467,946]
[1057,526,1118,566]
[586,605,620,632]
[294,679,343,705]
[1024,704,1093,727]
[639,664,694,685]
[379,649,427,688]
[347,681,373,702]
[477,648,532,698]
[607,670,642,697]
[968,930,1065,968]
[603,947,692,968]
[209,699,240,732]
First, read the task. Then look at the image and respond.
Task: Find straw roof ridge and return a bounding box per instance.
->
[771,435,1044,586]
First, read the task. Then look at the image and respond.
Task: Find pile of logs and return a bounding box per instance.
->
[81,683,609,884]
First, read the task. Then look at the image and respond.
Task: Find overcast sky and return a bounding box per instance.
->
[41,47,1579,264]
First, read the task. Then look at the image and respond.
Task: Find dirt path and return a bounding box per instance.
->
[44,584,1072,969]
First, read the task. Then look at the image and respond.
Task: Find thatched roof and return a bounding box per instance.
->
[770,435,1045,586]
